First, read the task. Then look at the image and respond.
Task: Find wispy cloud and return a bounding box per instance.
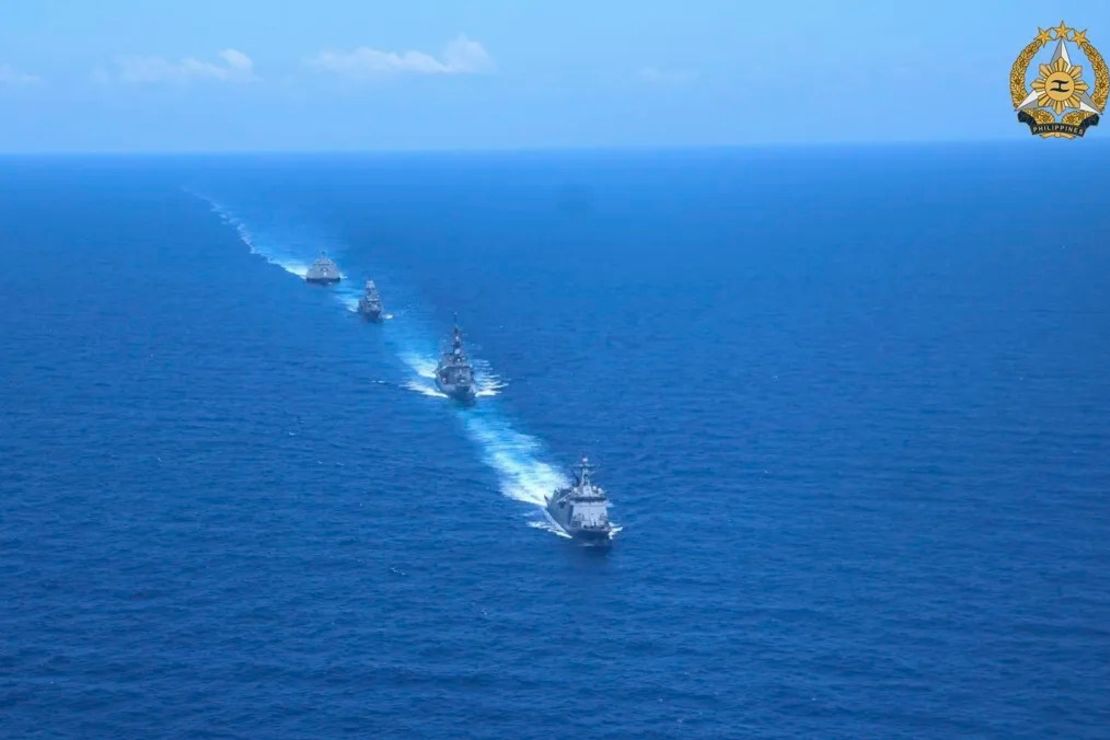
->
[307,35,494,78]
[104,49,256,84]
[638,66,698,85]
[0,64,41,86]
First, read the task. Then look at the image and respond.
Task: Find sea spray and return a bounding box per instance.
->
[400,352,504,397]
[529,519,573,539]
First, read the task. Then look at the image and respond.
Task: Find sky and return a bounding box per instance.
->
[1,0,1109,152]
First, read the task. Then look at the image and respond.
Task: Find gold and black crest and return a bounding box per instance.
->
[1011,22,1108,138]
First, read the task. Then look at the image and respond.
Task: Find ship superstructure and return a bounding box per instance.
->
[546,457,613,545]
[357,280,383,321]
[305,252,342,284]
[435,321,476,403]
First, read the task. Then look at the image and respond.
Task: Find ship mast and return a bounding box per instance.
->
[576,457,593,486]
[451,315,464,356]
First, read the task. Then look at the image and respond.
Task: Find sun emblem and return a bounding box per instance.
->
[1031,57,1090,113]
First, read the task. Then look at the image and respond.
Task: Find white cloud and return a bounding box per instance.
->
[638,66,698,85]
[307,35,494,78]
[0,64,41,86]
[109,49,256,84]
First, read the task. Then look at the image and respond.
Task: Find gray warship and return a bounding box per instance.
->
[305,252,341,284]
[546,457,613,545]
[357,280,383,321]
[434,321,476,404]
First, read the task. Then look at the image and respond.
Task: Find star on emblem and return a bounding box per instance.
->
[1054,20,1071,41]
[1016,36,1103,114]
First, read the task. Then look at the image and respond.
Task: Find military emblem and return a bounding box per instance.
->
[1011,21,1109,138]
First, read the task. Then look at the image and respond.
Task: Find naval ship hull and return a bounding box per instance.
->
[544,504,613,546]
[435,380,476,404]
[358,305,383,321]
[305,276,341,285]
[568,528,612,546]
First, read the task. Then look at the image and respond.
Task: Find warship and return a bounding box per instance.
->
[546,457,613,545]
[304,252,342,284]
[357,280,384,321]
[434,321,476,403]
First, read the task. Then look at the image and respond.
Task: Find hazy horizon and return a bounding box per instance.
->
[5,137,1108,159]
[2,1,1108,153]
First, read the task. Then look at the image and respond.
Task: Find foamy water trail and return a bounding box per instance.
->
[399,348,559,519]
[334,285,362,313]
[396,345,557,516]
[202,197,314,279]
[472,359,507,397]
[530,519,573,539]
[404,378,448,398]
[199,195,371,319]
[399,352,505,398]
[400,352,437,379]
[200,194,571,536]
[460,410,568,508]
[536,514,621,542]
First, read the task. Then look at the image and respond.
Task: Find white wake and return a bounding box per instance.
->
[204,198,313,279]
[201,194,570,537]
[399,352,505,399]
[460,411,568,508]
[530,519,573,539]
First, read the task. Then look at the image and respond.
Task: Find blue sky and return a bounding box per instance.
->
[1,0,1108,152]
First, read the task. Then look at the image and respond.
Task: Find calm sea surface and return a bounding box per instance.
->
[2,145,1109,737]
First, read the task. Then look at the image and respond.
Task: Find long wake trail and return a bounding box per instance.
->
[204,197,310,278]
[201,195,569,533]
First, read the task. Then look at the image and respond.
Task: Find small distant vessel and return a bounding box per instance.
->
[435,320,476,404]
[357,280,384,321]
[546,457,613,545]
[305,252,341,284]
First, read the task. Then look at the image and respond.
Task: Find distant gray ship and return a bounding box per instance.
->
[357,280,383,321]
[305,252,341,284]
[435,321,476,404]
[546,457,613,545]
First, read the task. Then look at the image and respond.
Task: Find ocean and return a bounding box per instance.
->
[1,144,1108,737]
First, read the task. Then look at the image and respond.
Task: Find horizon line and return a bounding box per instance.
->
[0,136,1076,158]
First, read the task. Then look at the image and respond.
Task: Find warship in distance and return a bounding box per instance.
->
[357,280,384,321]
[546,457,613,545]
[304,252,341,284]
[435,321,476,403]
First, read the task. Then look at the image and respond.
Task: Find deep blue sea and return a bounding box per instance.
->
[2,145,1109,738]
